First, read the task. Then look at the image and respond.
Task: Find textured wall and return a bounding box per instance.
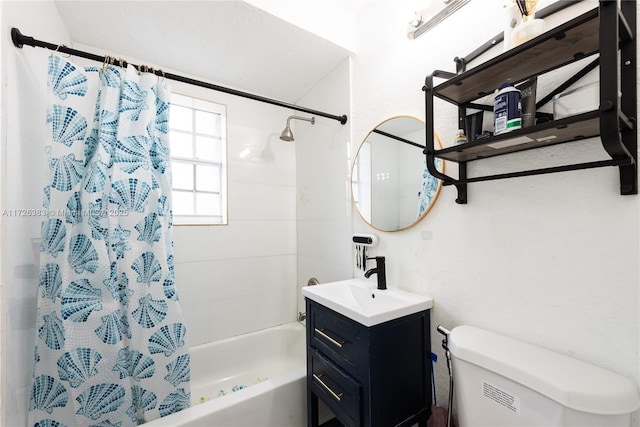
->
[350,0,639,423]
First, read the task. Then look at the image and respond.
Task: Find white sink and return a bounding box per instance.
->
[301,279,433,327]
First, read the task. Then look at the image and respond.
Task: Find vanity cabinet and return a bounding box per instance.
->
[424,0,636,204]
[305,299,431,427]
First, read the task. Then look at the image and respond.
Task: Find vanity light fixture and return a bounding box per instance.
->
[279,115,315,142]
[408,0,472,39]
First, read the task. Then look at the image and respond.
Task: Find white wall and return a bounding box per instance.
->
[371,131,401,230]
[245,0,362,53]
[2,2,72,425]
[295,58,352,311]
[351,0,639,424]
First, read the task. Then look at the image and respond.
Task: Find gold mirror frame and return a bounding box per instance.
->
[351,116,444,232]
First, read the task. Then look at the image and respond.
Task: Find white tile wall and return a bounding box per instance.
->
[3,3,73,426]
[171,87,300,346]
[295,59,353,313]
[174,254,296,345]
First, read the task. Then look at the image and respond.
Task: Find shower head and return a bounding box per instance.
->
[279,126,294,142]
[279,115,315,142]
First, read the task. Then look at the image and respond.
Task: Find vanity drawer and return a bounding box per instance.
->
[310,349,361,427]
[308,300,366,374]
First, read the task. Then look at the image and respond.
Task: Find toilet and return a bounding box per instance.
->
[448,326,640,426]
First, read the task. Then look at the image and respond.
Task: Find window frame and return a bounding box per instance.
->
[169,91,228,226]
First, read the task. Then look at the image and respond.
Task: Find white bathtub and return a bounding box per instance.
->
[146,322,307,427]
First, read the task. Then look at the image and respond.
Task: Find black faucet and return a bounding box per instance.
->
[364,256,386,290]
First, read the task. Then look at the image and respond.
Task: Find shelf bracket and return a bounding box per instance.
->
[424,70,468,203]
[600,0,637,195]
[619,0,637,195]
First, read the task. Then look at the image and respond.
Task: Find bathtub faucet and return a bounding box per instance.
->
[364,256,386,290]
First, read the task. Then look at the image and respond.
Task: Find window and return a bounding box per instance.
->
[169,93,227,225]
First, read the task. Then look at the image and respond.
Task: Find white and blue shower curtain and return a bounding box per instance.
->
[28,55,190,426]
[416,157,442,218]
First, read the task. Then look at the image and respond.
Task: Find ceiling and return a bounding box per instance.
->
[54,1,353,104]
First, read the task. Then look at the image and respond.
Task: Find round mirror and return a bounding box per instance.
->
[351,116,444,231]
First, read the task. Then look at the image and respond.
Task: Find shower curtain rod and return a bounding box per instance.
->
[11,27,348,125]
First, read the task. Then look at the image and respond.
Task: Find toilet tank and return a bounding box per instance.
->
[448,326,640,427]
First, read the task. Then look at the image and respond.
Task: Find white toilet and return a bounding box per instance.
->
[448,326,640,426]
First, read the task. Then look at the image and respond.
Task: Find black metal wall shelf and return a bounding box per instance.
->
[423,0,636,204]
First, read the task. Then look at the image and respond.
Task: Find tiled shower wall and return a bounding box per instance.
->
[170,80,299,346]
[295,59,353,312]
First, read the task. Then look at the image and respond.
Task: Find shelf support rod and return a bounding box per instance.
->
[534,57,599,110]
[441,158,632,185]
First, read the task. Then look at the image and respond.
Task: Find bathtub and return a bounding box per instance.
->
[146,322,307,426]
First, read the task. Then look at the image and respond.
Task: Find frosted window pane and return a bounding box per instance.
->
[195,136,221,161]
[195,110,221,135]
[172,162,194,190]
[170,105,193,132]
[170,131,193,158]
[195,165,220,192]
[196,193,220,215]
[172,191,194,215]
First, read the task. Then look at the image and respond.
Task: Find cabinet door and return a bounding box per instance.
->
[368,313,430,426]
[310,349,362,427]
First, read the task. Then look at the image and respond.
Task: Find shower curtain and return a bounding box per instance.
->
[28,55,190,426]
[416,157,442,218]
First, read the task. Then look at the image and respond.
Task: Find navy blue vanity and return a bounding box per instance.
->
[305,296,431,427]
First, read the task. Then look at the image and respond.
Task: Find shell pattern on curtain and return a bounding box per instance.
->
[28,55,191,427]
[416,157,442,218]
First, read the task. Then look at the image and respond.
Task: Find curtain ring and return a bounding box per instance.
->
[53,44,71,59]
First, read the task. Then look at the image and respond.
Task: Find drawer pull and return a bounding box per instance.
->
[314,328,344,348]
[313,373,343,401]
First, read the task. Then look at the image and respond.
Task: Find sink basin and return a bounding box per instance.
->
[301,279,433,327]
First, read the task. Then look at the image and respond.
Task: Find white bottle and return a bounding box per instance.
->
[511,14,545,48]
[503,1,521,51]
[454,129,467,145]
